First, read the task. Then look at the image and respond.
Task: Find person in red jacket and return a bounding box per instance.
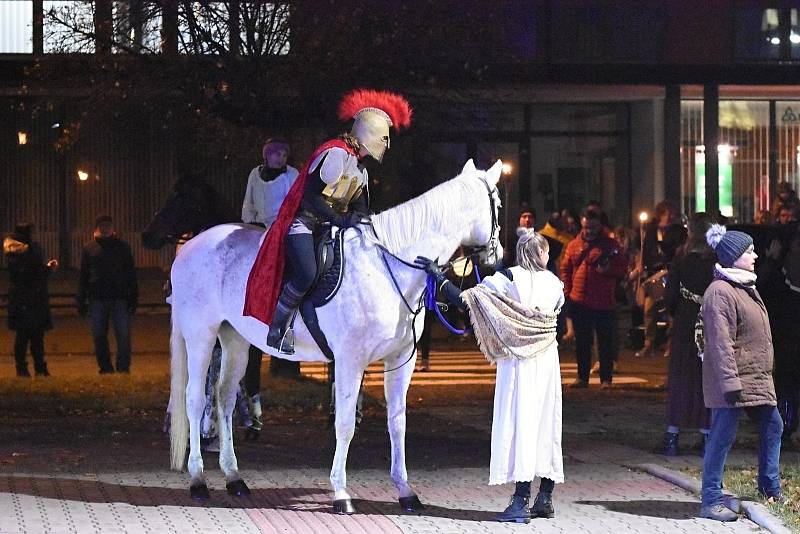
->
[561,210,628,388]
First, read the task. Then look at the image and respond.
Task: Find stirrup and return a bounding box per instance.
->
[269,327,295,355]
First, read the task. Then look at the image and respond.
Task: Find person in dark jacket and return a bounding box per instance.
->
[699,224,784,522]
[76,215,138,374]
[3,223,57,377]
[656,213,714,456]
[757,223,800,447]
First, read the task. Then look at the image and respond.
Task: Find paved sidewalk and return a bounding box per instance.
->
[0,318,780,533]
[0,454,766,534]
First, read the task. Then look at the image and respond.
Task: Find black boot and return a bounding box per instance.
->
[266,285,303,355]
[530,492,555,519]
[655,431,679,456]
[494,495,530,523]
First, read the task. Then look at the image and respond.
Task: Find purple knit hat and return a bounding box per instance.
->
[262,138,290,161]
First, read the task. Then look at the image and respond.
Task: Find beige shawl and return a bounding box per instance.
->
[461,284,558,363]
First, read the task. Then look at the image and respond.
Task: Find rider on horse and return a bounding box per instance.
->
[244,89,412,354]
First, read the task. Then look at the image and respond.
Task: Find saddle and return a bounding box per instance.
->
[287,227,347,361]
[308,227,346,307]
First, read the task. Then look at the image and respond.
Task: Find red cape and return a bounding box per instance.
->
[243,139,356,324]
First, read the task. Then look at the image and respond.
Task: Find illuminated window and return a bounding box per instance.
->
[0,0,33,53]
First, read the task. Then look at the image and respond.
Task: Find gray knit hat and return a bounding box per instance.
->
[706,224,753,267]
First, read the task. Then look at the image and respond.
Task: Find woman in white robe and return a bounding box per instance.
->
[416,230,564,524]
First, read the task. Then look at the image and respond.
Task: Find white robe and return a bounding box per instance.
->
[483,267,565,485]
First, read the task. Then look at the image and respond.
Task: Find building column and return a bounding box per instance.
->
[32,0,43,54]
[94,0,112,54]
[664,85,681,209]
[703,84,719,217]
[162,1,178,56]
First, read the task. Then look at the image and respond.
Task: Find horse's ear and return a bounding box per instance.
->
[461,159,477,175]
[486,159,503,185]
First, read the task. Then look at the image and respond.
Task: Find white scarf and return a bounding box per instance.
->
[714,263,757,286]
[460,284,558,363]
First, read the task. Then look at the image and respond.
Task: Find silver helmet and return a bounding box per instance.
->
[338,89,413,162]
[351,108,392,162]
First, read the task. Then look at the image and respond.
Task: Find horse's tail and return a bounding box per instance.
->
[169,314,189,471]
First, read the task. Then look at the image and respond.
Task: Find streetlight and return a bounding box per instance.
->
[77,169,89,181]
[500,160,515,257]
[17,131,28,145]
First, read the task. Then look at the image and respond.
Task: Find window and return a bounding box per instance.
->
[680,101,771,221]
[112,1,162,53]
[177,2,290,55]
[0,0,33,53]
[735,5,800,61]
[43,0,95,53]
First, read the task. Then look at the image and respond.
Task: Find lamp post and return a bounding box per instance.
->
[501,162,514,253]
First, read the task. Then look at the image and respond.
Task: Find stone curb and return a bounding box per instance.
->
[635,463,792,534]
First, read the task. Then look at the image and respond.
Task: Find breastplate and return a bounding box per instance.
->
[321,174,363,213]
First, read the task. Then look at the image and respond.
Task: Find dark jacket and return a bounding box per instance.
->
[642,220,687,275]
[3,236,53,332]
[701,277,775,408]
[77,235,138,309]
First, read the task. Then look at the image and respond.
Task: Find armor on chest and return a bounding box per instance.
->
[322,175,364,213]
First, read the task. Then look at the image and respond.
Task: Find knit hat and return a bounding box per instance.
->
[262,138,290,161]
[706,224,753,267]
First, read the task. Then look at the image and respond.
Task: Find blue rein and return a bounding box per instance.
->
[424,257,482,335]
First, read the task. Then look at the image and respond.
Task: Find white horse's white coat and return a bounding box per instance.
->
[169,159,503,507]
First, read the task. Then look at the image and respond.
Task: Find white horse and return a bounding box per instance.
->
[169,159,504,513]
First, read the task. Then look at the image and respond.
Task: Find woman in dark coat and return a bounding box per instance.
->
[3,223,56,377]
[657,213,715,456]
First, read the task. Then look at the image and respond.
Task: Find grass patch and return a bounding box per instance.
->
[681,465,800,532]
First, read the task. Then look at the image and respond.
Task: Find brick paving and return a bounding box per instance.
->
[0,314,778,533]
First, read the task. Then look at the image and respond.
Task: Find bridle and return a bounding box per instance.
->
[367,174,502,373]
[462,176,502,267]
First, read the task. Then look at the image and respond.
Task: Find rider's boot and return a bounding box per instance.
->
[266,284,303,354]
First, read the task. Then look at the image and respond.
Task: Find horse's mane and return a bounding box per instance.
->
[371,173,480,255]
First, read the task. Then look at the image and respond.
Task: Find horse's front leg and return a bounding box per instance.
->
[329,362,364,514]
[384,346,425,511]
[217,325,251,497]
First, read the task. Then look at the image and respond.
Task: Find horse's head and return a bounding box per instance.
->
[458,159,504,267]
[142,176,218,250]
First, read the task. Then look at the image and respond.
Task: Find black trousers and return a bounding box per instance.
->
[285,233,317,294]
[244,345,263,397]
[572,303,616,382]
[14,329,47,374]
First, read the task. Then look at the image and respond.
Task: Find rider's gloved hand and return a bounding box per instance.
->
[414,256,446,284]
[346,211,363,228]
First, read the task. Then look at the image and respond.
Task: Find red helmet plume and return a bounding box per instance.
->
[337,89,413,132]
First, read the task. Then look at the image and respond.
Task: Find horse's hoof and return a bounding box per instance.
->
[226,479,251,497]
[333,498,356,515]
[399,495,425,512]
[189,483,210,500]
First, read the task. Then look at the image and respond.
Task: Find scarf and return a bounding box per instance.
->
[259,165,288,182]
[714,263,757,286]
[460,284,558,363]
